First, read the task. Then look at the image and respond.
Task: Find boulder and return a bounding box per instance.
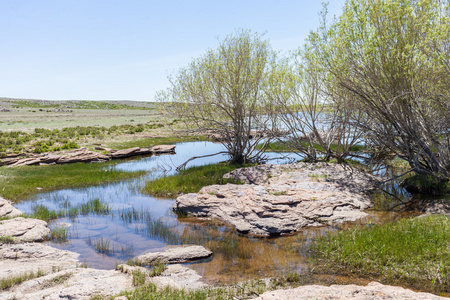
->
[0,243,79,280]
[110,147,141,159]
[1,268,133,300]
[151,145,176,154]
[0,217,50,242]
[254,281,447,300]
[150,264,206,290]
[135,245,212,264]
[0,197,23,218]
[175,163,379,236]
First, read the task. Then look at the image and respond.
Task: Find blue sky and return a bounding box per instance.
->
[0,1,346,101]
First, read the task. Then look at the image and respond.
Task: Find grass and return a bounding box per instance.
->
[0,236,15,244]
[312,214,450,294]
[0,161,145,201]
[143,162,247,198]
[49,226,70,243]
[0,269,45,290]
[107,135,207,150]
[116,271,306,300]
[30,199,111,222]
[258,140,366,153]
[132,269,147,287]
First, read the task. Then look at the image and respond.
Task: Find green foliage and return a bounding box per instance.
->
[402,174,449,196]
[312,215,450,293]
[0,162,145,201]
[159,29,278,164]
[143,163,246,198]
[132,269,147,286]
[49,226,70,243]
[0,236,15,244]
[0,269,45,290]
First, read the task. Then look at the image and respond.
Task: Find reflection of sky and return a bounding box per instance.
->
[14,141,300,270]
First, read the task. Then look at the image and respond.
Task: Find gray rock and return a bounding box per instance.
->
[110,147,141,159]
[150,264,206,290]
[254,281,446,300]
[151,144,176,154]
[0,197,23,218]
[1,268,133,300]
[175,163,379,236]
[0,217,50,242]
[135,245,212,264]
[0,243,79,280]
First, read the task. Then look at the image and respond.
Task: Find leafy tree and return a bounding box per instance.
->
[158,30,277,165]
[320,0,450,181]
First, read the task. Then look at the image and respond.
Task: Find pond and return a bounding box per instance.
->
[15,141,416,285]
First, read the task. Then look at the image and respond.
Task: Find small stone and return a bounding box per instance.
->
[135,245,212,264]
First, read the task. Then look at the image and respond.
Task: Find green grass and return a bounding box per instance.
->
[259,141,366,153]
[312,215,450,293]
[0,269,45,290]
[49,226,70,243]
[0,161,145,201]
[117,271,306,300]
[107,135,208,150]
[0,236,15,244]
[30,199,111,222]
[143,162,247,198]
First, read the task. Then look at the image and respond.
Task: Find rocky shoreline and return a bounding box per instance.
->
[1,160,449,299]
[175,162,380,236]
[0,145,176,167]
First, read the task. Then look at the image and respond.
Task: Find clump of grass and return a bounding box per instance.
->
[30,204,63,222]
[79,198,110,215]
[49,226,70,243]
[0,162,145,201]
[148,261,166,277]
[143,163,247,197]
[312,215,450,293]
[0,236,15,244]
[0,269,45,290]
[132,269,147,287]
[87,237,113,255]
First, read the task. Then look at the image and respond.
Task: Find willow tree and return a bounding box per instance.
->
[158,30,276,165]
[322,0,450,181]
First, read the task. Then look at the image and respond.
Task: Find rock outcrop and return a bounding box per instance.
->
[0,144,176,167]
[254,281,447,300]
[0,268,134,300]
[135,245,212,264]
[0,197,23,218]
[0,217,50,242]
[0,243,79,279]
[175,163,379,236]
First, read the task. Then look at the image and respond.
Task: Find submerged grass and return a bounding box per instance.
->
[143,162,247,198]
[30,199,111,222]
[312,214,450,294]
[0,161,145,201]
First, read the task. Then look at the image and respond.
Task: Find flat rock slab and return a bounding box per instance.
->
[151,144,176,154]
[118,263,206,291]
[0,217,50,242]
[255,281,447,300]
[135,245,212,264]
[0,243,79,280]
[0,268,133,300]
[0,197,23,218]
[175,163,379,236]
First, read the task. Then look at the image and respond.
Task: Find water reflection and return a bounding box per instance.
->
[15,141,419,284]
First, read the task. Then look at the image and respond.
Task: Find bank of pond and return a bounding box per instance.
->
[1,141,448,296]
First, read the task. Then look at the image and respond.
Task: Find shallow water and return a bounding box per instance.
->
[16,141,416,285]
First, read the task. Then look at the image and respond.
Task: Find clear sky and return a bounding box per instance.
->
[0,1,346,101]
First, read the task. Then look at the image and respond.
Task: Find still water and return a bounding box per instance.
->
[15,141,413,285]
